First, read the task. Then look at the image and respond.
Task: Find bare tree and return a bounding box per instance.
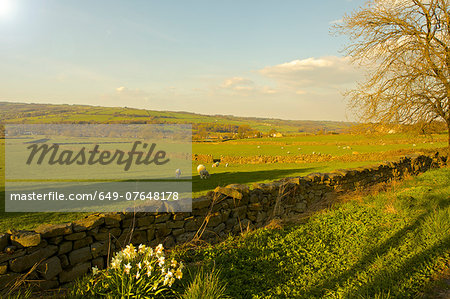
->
[336,0,450,146]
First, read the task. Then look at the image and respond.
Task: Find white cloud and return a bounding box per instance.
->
[259,56,362,92]
[195,56,363,121]
[270,57,335,70]
[213,56,362,110]
[221,77,255,90]
[218,77,278,95]
[114,86,149,97]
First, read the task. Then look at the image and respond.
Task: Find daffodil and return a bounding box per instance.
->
[170,259,177,268]
[168,277,175,287]
[158,256,165,267]
[175,267,183,279]
[124,263,132,274]
[148,247,154,256]
[155,244,164,254]
[111,260,119,270]
[105,243,184,295]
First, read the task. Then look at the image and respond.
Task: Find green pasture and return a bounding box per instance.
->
[0,153,376,230]
[0,132,447,232]
[227,132,446,144]
[192,133,447,157]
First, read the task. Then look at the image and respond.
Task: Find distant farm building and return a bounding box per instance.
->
[271,132,283,138]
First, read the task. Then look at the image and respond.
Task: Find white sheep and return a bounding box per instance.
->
[287,151,290,154]
[225,163,229,167]
[197,164,206,173]
[199,169,210,179]
[175,169,181,179]
[257,145,260,149]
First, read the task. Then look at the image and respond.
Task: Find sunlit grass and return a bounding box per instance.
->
[174,168,450,298]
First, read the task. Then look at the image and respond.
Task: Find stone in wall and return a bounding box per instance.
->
[9,246,58,273]
[9,231,41,248]
[35,223,72,238]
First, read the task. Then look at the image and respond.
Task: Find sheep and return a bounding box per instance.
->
[257,145,260,149]
[197,164,210,179]
[225,163,229,167]
[197,164,206,174]
[281,146,284,149]
[287,151,290,154]
[175,169,181,179]
[199,169,210,179]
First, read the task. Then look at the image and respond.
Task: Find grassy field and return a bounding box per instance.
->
[174,168,450,298]
[193,133,447,157]
[0,131,448,231]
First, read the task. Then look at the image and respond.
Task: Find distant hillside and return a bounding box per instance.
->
[0,102,355,136]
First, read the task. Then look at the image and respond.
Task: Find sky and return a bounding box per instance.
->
[0,0,366,121]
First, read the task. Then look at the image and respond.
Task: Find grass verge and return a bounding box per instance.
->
[173,168,450,298]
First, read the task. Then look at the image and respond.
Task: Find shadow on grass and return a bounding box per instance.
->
[352,235,450,297]
[299,212,429,296]
[192,167,316,193]
[304,196,450,298]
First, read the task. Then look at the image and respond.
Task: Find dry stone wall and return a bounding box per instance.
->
[0,153,447,293]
